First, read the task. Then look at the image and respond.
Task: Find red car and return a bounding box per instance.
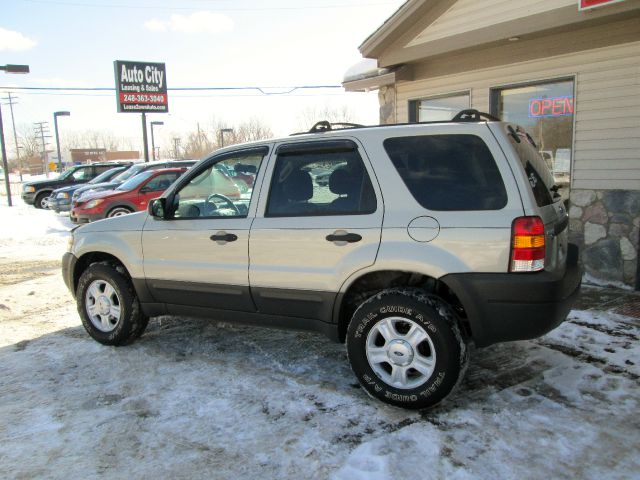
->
[71,167,186,223]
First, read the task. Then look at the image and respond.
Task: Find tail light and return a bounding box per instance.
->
[510,216,545,272]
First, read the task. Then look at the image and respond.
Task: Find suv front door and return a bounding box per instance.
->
[142,147,268,312]
[249,139,383,323]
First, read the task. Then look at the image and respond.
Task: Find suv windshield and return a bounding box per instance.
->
[117,171,154,191]
[88,167,125,184]
[113,164,147,183]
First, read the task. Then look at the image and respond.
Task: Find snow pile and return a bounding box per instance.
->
[0,202,638,479]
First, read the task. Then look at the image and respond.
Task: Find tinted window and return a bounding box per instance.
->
[266,146,376,217]
[117,171,154,191]
[383,135,507,211]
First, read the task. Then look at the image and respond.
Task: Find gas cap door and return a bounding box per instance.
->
[407,216,440,242]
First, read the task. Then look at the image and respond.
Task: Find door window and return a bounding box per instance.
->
[142,172,183,192]
[265,145,376,217]
[71,167,92,181]
[171,150,265,219]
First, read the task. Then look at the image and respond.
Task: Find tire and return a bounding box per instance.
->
[76,263,149,346]
[346,288,468,410]
[34,192,50,209]
[107,206,133,218]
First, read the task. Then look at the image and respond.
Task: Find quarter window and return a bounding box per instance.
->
[266,145,376,217]
[383,135,507,211]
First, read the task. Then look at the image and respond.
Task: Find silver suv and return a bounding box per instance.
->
[62,110,582,410]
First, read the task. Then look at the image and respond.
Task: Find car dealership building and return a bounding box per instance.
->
[344,0,640,288]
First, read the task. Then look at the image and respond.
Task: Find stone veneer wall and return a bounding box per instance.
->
[569,189,640,288]
[378,86,396,125]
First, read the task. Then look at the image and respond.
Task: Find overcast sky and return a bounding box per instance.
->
[1,0,404,155]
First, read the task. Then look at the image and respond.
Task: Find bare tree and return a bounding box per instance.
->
[296,104,355,131]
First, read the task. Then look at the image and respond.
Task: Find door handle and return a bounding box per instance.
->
[326,232,362,243]
[210,232,238,242]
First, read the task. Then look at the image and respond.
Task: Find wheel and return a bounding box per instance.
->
[76,263,149,346]
[34,192,50,209]
[107,206,133,218]
[346,288,468,410]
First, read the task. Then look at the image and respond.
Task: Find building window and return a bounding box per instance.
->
[491,79,575,189]
[409,92,470,122]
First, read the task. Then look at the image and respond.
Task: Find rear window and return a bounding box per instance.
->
[506,126,556,207]
[383,134,507,211]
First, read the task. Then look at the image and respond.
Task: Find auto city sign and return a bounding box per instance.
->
[114,60,168,113]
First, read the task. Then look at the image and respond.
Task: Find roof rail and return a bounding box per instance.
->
[451,109,500,122]
[291,120,365,136]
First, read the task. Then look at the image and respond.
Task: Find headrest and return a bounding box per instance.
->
[283,170,313,201]
[329,168,357,196]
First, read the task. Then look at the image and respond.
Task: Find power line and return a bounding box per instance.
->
[0,85,342,93]
[20,0,397,12]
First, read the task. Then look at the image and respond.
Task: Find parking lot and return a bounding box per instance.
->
[1,202,639,479]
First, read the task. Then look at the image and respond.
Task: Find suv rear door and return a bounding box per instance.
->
[248,139,383,323]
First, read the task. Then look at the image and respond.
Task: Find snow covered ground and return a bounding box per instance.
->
[0,200,638,479]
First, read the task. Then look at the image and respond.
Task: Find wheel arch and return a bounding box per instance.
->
[335,269,471,343]
[72,251,131,294]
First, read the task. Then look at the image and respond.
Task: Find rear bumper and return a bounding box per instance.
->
[441,244,582,348]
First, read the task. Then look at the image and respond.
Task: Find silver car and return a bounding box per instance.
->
[62,110,581,410]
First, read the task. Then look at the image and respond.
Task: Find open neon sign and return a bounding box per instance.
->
[529,96,574,118]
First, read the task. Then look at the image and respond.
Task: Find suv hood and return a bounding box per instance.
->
[75,210,147,233]
[23,178,65,189]
[75,181,120,196]
[77,188,123,202]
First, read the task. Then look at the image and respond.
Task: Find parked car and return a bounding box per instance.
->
[70,167,187,223]
[71,160,197,206]
[48,165,129,213]
[62,110,581,410]
[21,162,133,209]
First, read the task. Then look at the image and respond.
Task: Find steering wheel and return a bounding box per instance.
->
[205,193,240,215]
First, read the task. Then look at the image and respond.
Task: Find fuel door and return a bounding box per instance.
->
[407,216,440,242]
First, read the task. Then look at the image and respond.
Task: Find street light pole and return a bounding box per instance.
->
[150,121,164,161]
[1,64,30,206]
[53,111,70,172]
[141,113,149,162]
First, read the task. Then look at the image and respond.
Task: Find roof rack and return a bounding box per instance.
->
[291,120,365,136]
[289,110,502,136]
[451,109,500,122]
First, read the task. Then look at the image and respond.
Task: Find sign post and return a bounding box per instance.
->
[114,60,168,162]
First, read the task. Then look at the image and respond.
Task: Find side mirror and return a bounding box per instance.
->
[148,198,167,219]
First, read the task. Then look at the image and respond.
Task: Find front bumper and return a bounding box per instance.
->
[62,252,78,297]
[70,208,104,223]
[441,244,582,348]
[49,198,72,213]
[22,192,36,205]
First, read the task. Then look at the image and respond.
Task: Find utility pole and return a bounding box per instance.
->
[141,113,149,163]
[33,122,52,177]
[1,93,22,181]
[172,137,181,160]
